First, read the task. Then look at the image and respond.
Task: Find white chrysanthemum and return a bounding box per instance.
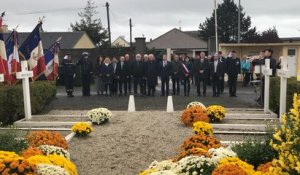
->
[149,170,176,175]
[208,147,237,165]
[36,164,70,175]
[173,156,212,174]
[149,160,176,171]
[38,145,70,160]
[187,101,206,109]
[87,108,112,124]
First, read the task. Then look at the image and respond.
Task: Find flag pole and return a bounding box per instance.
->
[214,0,218,52]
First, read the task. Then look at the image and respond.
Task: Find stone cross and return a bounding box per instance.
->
[277,57,291,121]
[262,59,272,113]
[0,74,3,82]
[16,61,33,120]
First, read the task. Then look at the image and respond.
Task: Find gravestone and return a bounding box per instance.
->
[16,61,33,120]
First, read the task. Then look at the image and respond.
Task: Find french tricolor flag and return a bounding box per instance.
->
[5,30,20,85]
[44,38,60,81]
[19,22,46,80]
[0,13,11,84]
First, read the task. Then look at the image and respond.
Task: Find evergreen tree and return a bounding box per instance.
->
[71,0,109,47]
[199,0,252,43]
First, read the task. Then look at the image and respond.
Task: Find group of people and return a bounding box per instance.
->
[60,48,277,98]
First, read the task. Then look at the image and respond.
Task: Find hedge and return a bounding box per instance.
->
[0,81,56,125]
[269,77,300,115]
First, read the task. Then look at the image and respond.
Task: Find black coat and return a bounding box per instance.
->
[209,61,224,78]
[62,60,76,76]
[226,57,241,76]
[94,62,102,76]
[101,64,114,83]
[159,61,172,78]
[145,61,158,86]
[193,59,210,79]
[131,61,144,78]
[77,58,93,76]
[171,61,183,78]
[116,61,128,80]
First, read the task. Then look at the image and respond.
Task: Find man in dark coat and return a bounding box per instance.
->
[218,51,227,93]
[142,54,149,95]
[226,50,241,97]
[159,54,172,96]
[210,53,224,97]
[145,54,158,96]
[171,55,182,95]
[193,52,210,96]
[61,53,76,97]
[111,57,118,95]
[132,54,145,96]
[77,52,93,96]
[125,54,133,94]
[101,57,114,95]
[116,56,128,96]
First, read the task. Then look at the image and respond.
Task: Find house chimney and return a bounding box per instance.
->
[1,24,8,33]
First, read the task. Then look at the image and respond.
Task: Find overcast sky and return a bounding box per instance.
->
[2,0,300,42]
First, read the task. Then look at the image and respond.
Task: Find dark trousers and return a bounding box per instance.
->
[183,78,190,95]
[243,73,250,86]
[134,77,143,95]
[220,75,225,93]
[196,78,207,95]
[212,74,221,96]
[64,75,74,96]
[172,77,180,95]
[142,78,147,95]
[148,85,155,96]
[119,79,127,95]
[161,77,169,96]
[228,74,238,96]
[82,74,91,96]
[112,77,118,94]
[104,83,112,95]
[127,77,132,93]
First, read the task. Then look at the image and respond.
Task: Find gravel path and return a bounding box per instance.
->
[68,111,266,175]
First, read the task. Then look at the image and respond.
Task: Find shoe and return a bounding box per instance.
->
[233,95,238,97]
[203,93,206,97]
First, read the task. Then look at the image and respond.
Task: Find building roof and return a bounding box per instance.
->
[219,43,300,46]
[3,31,95,49]
[280,37,300,42]
[147,28,207,49]
[112,36,130,47]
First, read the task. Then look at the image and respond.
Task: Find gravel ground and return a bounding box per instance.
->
[68,111,266,175]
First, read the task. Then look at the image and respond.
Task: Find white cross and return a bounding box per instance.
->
[16,61,33,120]
[277,57,291,121]
[262,59,272,113]
[0,74,3,82]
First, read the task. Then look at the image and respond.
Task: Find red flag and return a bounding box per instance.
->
[19,22,46,80]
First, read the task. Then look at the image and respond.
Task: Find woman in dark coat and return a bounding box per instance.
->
[182,56,193,96]
[101,57,114,95]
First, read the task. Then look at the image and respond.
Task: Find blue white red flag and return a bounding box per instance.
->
[5,30,20,84]
[19,22,46,80]
[44,38,60,81]
[0,14,11,84]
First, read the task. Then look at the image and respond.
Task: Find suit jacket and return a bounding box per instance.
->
[116,61,128,80]
[226,57,241,76]
[159,61,172,79]
[209,61,224,78]
[131,61,144,78]
[193,59,210,79]
[171,61,183,78]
